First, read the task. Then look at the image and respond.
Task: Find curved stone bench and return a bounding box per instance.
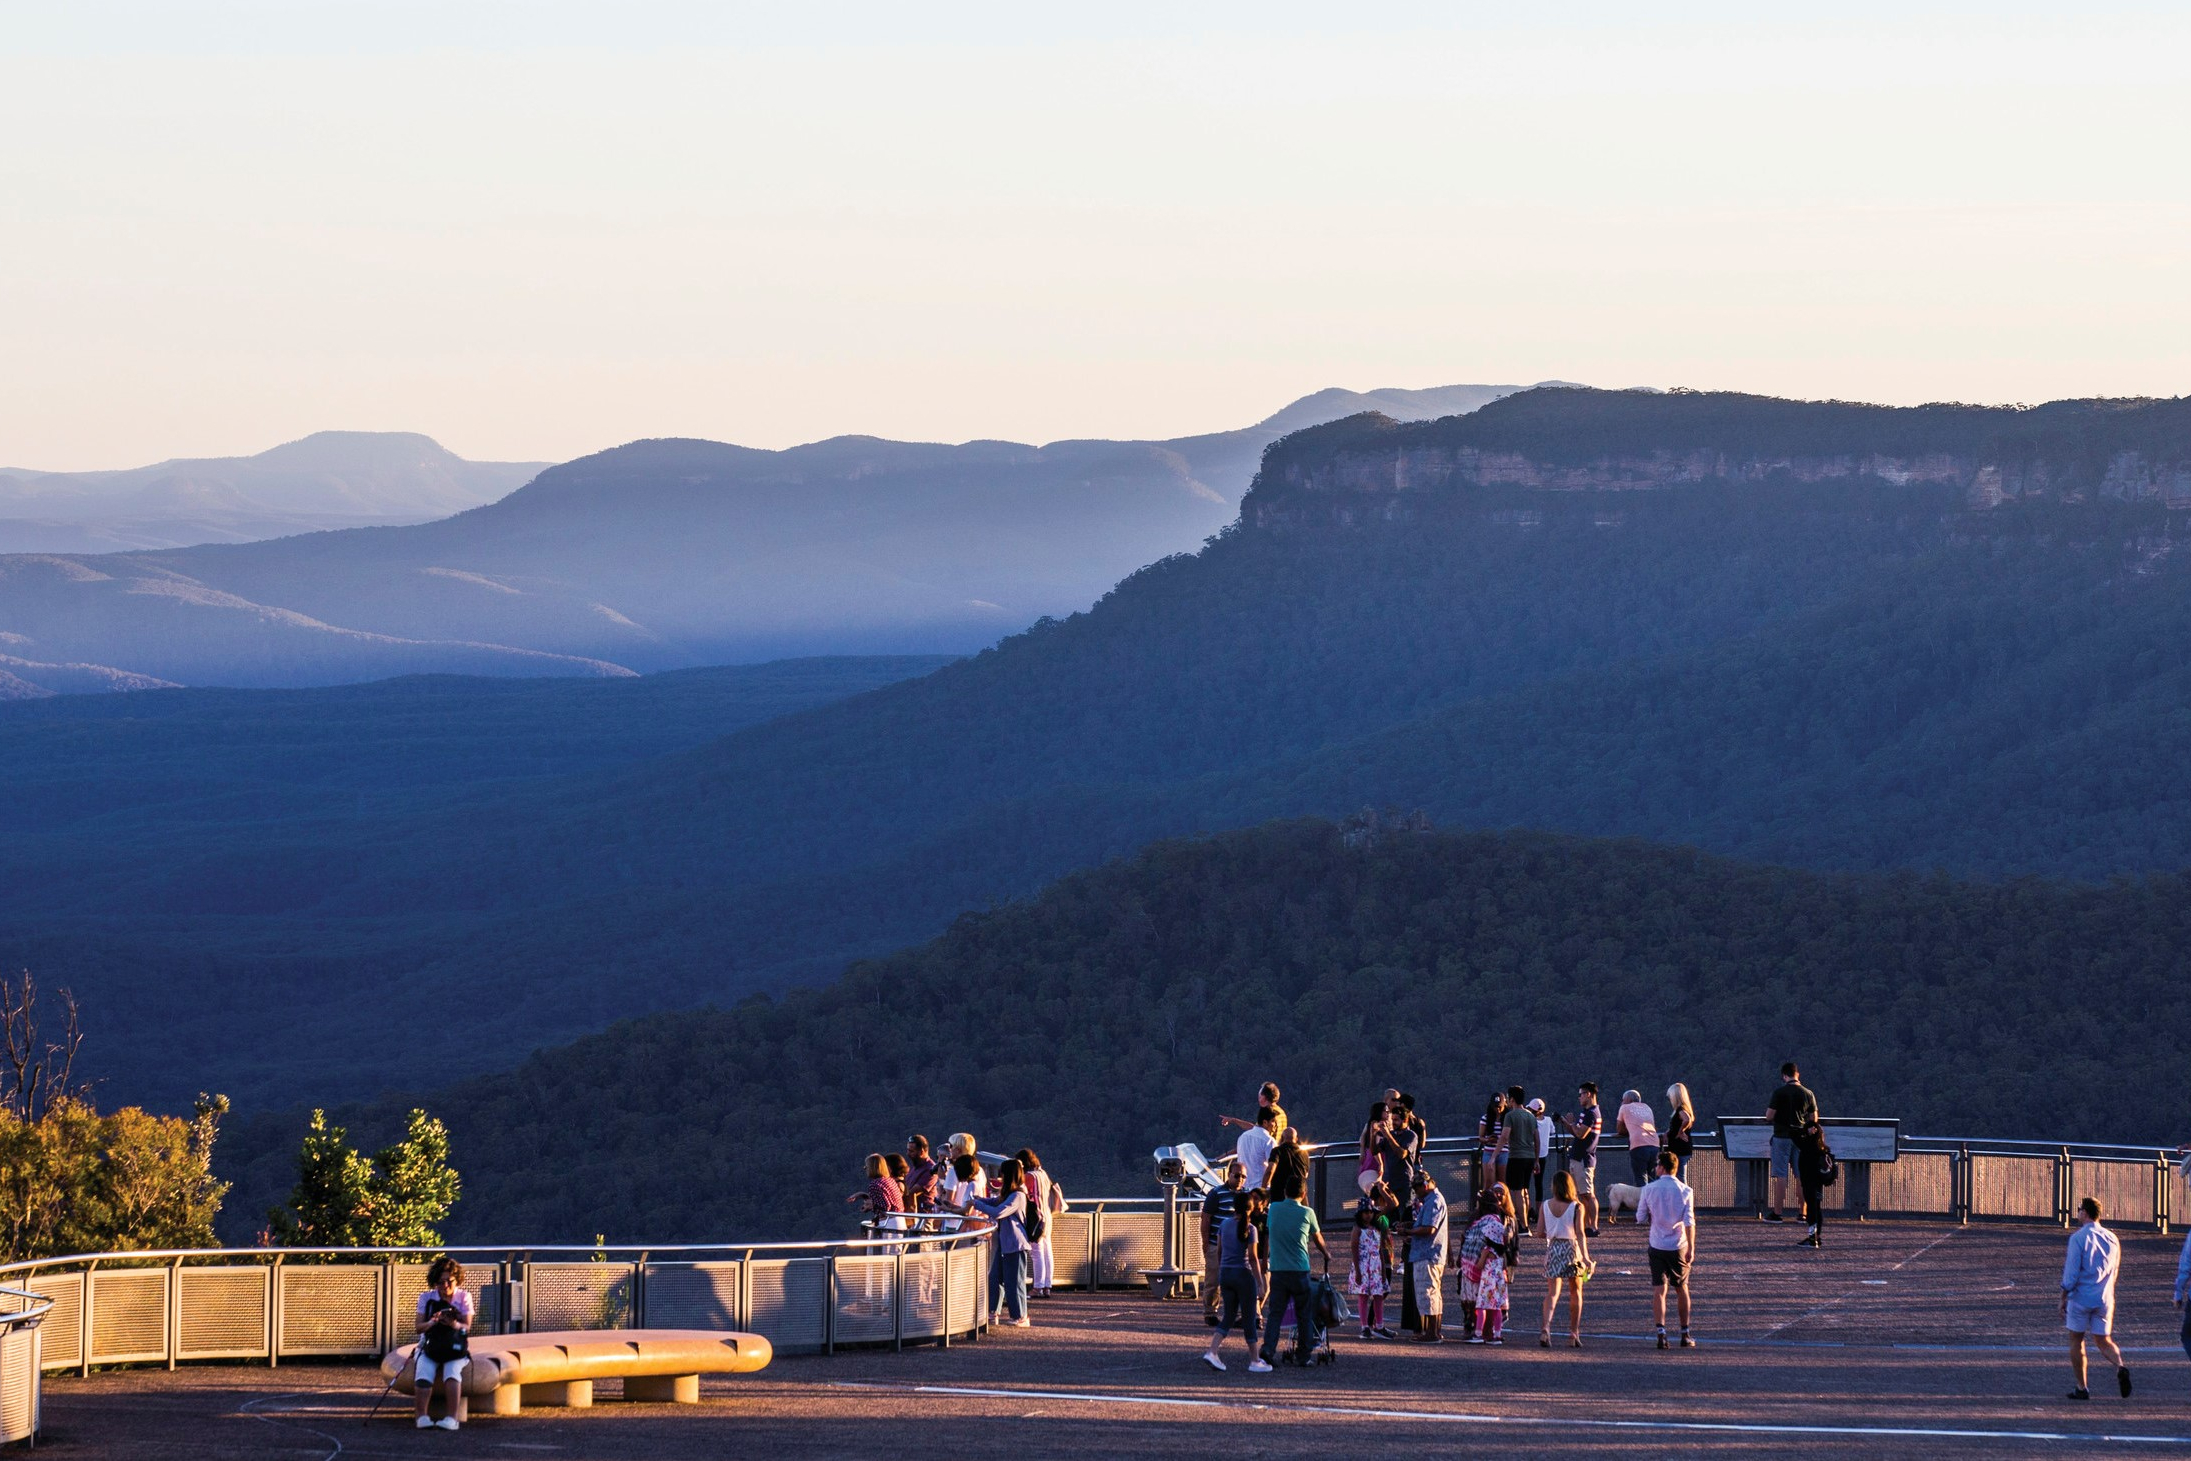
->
[381,1329,773,1416]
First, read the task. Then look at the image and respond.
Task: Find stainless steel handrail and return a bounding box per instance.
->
[0,1286,51,1331]
[0,1230,996,1283]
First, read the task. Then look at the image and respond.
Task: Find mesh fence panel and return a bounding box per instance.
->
[279,1265,381,1355]
[1046,1213,1094,1289]
[899,1250,947,1339]
[1868,1152,1954,1216]
[1096,1212,1166,1287]
[0,1324,33,1443]
[947,1245,981,1333]
[526,1262,634,1331]
[746,1259,826,1353]
[2071,1159,2157,1228]
[178,1267,268,1359]
[833,1255,897,1345]
[27,1272,81,1372]
[640,1262,741,1330]
[1971,1154,2057,1219]
[89,1269,167,1365]
[1685,1151,1736,1209]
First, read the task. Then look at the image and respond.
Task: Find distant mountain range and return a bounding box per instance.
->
[14,385,2191,1118]
[0,432,546,556]
[0,383,1530,692]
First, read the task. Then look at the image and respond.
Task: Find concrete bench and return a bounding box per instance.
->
[381,1329,772,1416]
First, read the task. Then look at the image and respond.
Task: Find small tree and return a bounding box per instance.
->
[0,973,228,1261]
[269,1107,460,1248]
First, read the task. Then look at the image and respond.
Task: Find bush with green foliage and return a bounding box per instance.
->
[0,972,228,1260]
[267,1107,459,1249]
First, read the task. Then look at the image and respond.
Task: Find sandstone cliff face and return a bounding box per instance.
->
[1251,444,2191,526]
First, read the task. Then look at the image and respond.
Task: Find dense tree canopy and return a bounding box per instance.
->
[218,821,2191,1245]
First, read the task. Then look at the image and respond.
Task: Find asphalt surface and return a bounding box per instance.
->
[38,1218,2191,1459]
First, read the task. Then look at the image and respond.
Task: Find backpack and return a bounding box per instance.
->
[1818,1140,1839,1187]
[1021,1179,1047,1243]
[420,1298,469,1363]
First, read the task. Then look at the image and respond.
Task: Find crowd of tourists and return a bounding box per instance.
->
[846,1131,1068,1327]
[815,1060,2187,1409]
[1194,1077,1703,1370]
[393,1054,2191,1430]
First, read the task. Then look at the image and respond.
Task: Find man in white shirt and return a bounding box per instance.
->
[1634,1149,1696,1349]
[2062,1196,2130,1401]
[1234,1106,1277,1191]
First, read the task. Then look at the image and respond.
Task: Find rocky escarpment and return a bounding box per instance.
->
[1245,387,2191,525]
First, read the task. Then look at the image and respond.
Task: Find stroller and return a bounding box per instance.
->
[1284,1272,1346,1366]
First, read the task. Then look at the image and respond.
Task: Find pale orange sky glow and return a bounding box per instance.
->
[4,3,2189,469]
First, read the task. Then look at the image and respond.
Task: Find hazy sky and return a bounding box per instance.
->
[5,3,2189,469]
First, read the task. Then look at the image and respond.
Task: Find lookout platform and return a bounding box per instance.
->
[40,1219,2191,1458]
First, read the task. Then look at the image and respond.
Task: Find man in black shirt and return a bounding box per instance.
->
[1763,1062,1818,1222]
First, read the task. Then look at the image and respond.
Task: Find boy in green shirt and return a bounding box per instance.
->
[1258,1179,1332,1368]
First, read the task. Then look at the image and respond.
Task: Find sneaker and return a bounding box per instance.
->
[1656,1332,1669,1350]
[1010,1318,1033,1328]
[2119,1367,2134,1398]
[1679,1333,1696,1349]
[2067,1388,2091,1401]
[1762,1211,1784,1223]
[416,1417,435,1430]
[436,1417,460,1431]
[1373,1326,1399,1340]
[1202,1351,1225,1372]
[1248,1359,1273,1374]
[1467,1334,1485,1345]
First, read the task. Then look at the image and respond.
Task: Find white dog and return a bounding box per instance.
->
[1605,1182,1644,1217]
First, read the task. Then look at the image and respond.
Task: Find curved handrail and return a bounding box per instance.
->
[0,1228,998,1284]
[0,1286,51,1332]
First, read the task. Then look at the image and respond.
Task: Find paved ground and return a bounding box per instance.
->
[37,1218,2191,1459]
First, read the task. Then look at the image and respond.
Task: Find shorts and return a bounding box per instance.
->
[415,1353,469,1384]
[1647,1246,1689,1288]
[1571,1155,1597,1195]
[2065,1301,2114,1337]
[1505,1156,1537,1197]
[1356,1168,1379,1197]
[1770,1138,1796,1178]
[1412,1260,1444,1316]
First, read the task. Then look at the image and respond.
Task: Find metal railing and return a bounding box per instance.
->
[5,1227,1005,1385]
[0,1287,49,1443]
[861,1198,1196,1292]
[8,1196,1199,1393]
[1297,1132,2186,1233]
[9,1131,2178,1444]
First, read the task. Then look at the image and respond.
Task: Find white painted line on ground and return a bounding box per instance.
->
[903,1382,2191,1447]
[1757,1227,1964,1340]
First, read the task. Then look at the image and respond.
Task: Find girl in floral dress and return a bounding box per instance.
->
[1461,1183,1515,1344]
[1349,1198,1394,1339]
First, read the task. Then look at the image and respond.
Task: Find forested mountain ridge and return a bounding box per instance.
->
[1251,388,2191,515]
[215,820,2191,1244]
[20,388,2191,1114]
